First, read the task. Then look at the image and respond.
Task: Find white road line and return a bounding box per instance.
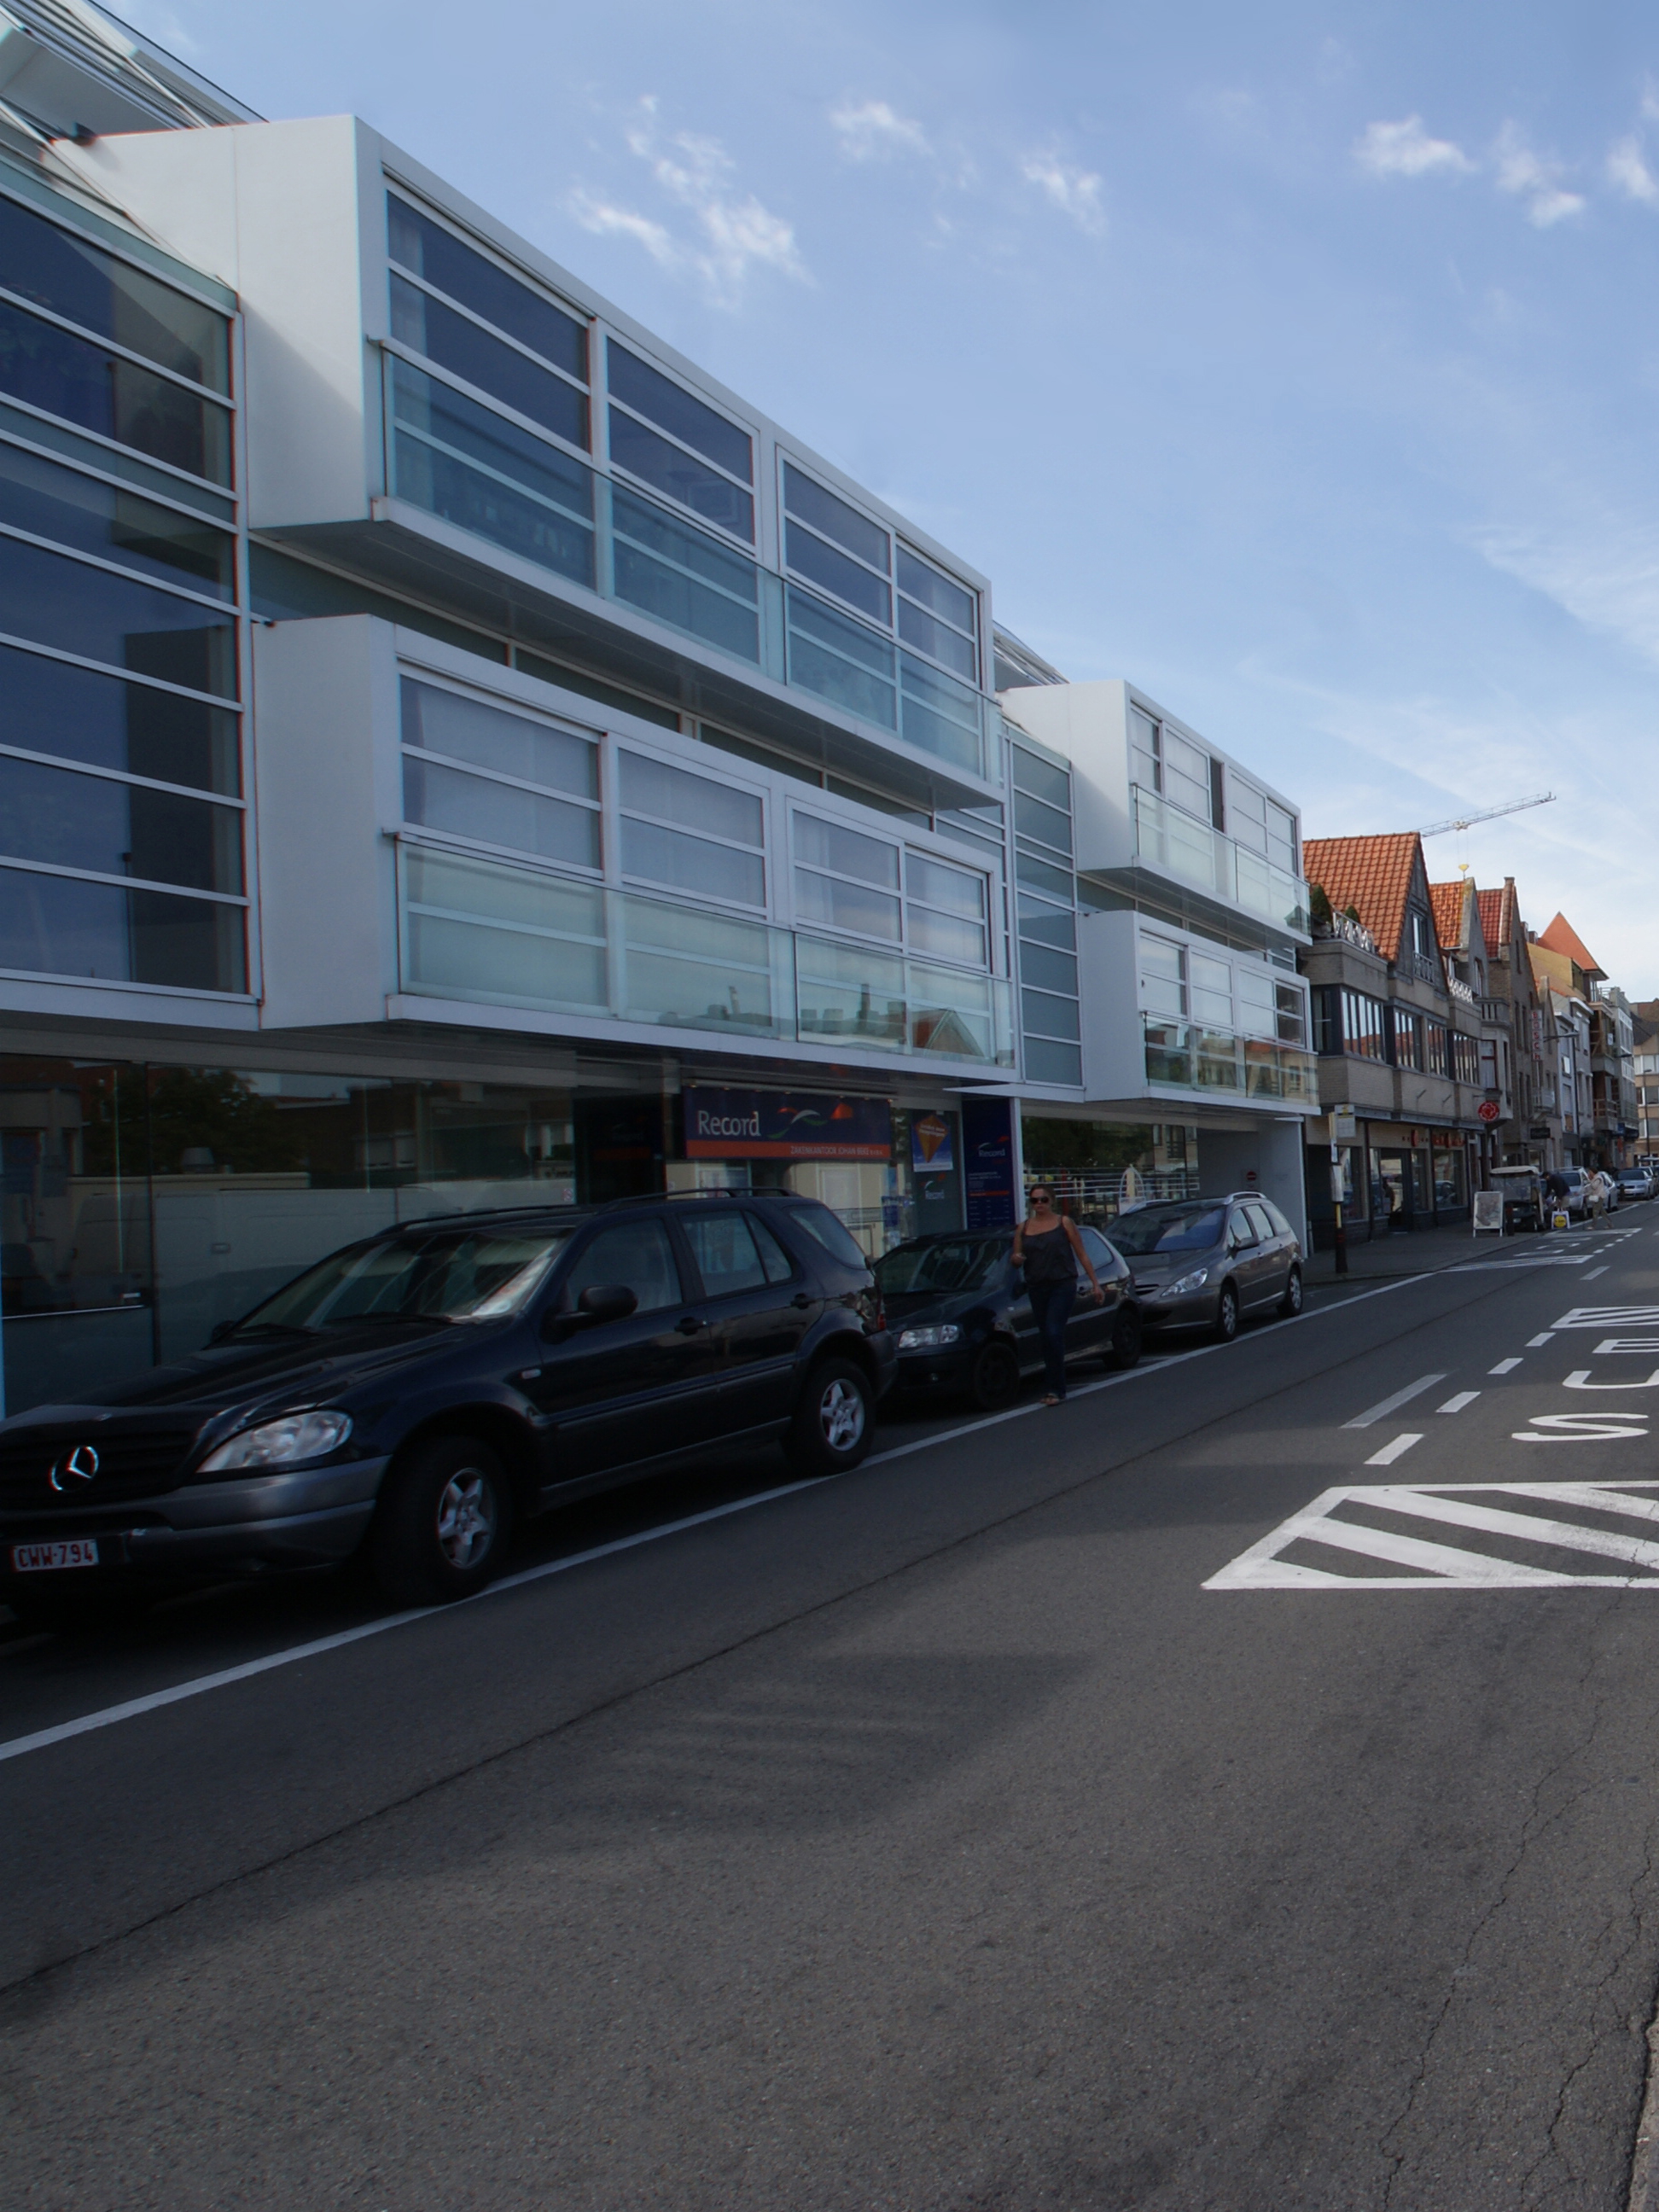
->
[1585,1266,1610,1281]
[1528,1333,1556,1348]
[0,1265,1534,1767]
[1207,1478,1659,1591]
[1554,1307,1659,1329]
[1365,1433,1423,1466]
[1343,1375,1447,1429]
[1490,1358,1522,1375]
[1438,1392,1481,1413]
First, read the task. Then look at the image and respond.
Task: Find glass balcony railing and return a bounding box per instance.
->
[1142,1014,1319,1106]
[385,353,995,781]
[1132,785,1309,935]
[397,841,1015,1068]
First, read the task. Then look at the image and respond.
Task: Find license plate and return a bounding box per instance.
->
[11,1539,100,1573]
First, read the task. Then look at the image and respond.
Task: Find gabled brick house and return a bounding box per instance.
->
[1299,835,1506,1243]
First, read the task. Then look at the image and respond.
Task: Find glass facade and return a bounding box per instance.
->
[1011,742,1082,1086]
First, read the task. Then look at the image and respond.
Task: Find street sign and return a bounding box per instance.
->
[1477,1100,1501,1125]
[1331,1106,1357,1141]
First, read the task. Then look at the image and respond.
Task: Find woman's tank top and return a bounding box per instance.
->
[1021,1222,1076,1284]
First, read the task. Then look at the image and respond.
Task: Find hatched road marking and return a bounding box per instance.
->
[1208,1479,1659,1590]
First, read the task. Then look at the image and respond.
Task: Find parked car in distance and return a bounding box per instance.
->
[1617,1167,1656,1202]
[1109,1194,1303,1342]
[1489,1166,1547,1232]
[0,1193,895,1628]
[876,1224,1141,1409]
[1554,1167,1595,1220]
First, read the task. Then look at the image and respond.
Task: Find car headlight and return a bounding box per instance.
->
[1162,1267,1210,1297]
[897,1324,963,1350]
[198,1410,353,1472]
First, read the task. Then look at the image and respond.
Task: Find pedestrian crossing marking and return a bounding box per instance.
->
[1555,1307,1659,1329]
[1206,1478,1659,1589]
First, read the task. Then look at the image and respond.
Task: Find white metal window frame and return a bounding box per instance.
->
[784,799,994,975]
[397,667,605,880]
[602,335,757,553]
[392,637,1008,963]
[1135,918,1310,1044]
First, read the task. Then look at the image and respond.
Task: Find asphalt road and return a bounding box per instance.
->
[8,1216,1659,2209]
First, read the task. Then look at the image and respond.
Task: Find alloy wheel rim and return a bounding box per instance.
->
[819,1378,865,1452]
[436,1470,497,1569]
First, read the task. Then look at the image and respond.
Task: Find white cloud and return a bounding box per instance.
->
[567,99,807,307]
[1493,122,1585,227]
[1353,115,1473,179]
[830,99,929,162]
[1020,154,1105,235]
[1472,516,1659,668]
[1607,134,1659,206]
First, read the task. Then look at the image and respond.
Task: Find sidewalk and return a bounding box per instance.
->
[1302,1211,1626,1292]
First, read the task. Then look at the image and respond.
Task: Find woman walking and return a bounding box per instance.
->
[1012,1184,1103,1405]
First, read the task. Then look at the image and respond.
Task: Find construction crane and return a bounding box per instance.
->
[1416,792,1556,839]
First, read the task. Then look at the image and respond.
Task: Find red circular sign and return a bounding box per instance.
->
[1477,1099,1501,1124]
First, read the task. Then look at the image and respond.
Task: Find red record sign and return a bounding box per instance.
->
[1476,1099,1501,1124]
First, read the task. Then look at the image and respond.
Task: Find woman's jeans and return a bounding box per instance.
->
[1027,1278,1076,1397]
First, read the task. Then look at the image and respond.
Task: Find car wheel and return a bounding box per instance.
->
[1278,1265,1304,1318]
[789,1358,874,1476]
[1109,1306,1144,1370]
[1214,1282,1241,1343]
[969,1339,1022,1411]
[370,1433,514,1607]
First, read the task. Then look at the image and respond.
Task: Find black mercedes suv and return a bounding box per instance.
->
[0,1192,894,1626]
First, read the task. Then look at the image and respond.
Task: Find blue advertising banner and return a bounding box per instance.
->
[961,1096,1016,1229]
[683,1087,891,1161]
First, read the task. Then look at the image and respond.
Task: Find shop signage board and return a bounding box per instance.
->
[682,1088,890,1161]
[1330,1106,1357,1142]
[962,1097,1016,1230]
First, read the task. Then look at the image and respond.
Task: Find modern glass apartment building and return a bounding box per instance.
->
[0,16,1041,1413]
[0,8,1314,1414]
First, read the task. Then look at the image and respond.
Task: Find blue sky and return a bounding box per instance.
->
[122,1,1659,989]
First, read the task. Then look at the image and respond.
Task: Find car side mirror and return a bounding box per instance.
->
[542,1282,638,1339]
[207,1318,240,1345]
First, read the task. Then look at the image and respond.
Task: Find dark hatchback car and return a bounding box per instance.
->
[1110,1193,1303,1340]
[0,1193,894,1627]
[875,1224,1141,1409]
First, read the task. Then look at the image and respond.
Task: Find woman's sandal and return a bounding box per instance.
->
[1044,1393,1061,1406]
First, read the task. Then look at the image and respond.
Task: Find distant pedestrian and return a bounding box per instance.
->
[1012,1185,1103,1406]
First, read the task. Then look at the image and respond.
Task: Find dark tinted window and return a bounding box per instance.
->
[1079,1226,1116,1271]
[0,754,242,893]
[684,1211,768,1295]
[873,1236,1006,1293]
[787,1203,869,1272]
[392,275,587,448]
[388,196,586,381]
[0,195,230,388]
[0,300,231,482]
[0,866,243,991]
[608,407,754,540]
[0,643,239,793]
[1243,1202,1276,1242]
[0,442,233,597]
[748,1215,796,1284]
[563,1219,681,1313]
[607,342,751,480]
[1261,1200,1293,1237]
[0,534,236,694]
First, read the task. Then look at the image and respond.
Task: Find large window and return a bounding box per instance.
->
[1129,703,1209,823]
[783,461,890,623]
[619,749,765,907]
[388,195,588,448]
[1340,989,1388,1061]
[607,341,753,542]
[1394,1008,1423,1071]
[792,810,991,975]
[0,191,232,486]
[1014,744,1080,1085]
[1426,1021,1449,1077]
[1452,1032,1481,1086]
[0,207,245,1005]
[401,678,600,870]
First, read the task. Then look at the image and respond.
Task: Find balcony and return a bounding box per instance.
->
[1142,1014,1319,1108]
[395,841,1015,1069]
[382,355,996,783]
[1131,786,1309,936]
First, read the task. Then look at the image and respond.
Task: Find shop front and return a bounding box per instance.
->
[668,1084,973,1257]
[1305,1120,1472,1245]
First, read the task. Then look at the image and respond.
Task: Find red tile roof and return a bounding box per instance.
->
[1537,912,1604,977]
[1427,880,1466,954]
[1302,834,1423,963]
[1476,887,1505,952]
